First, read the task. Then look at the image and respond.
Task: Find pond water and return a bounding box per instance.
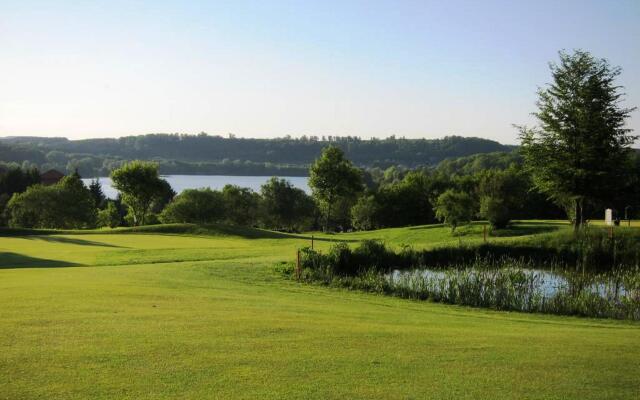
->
[387,268,629,299]
[82,175,310,199]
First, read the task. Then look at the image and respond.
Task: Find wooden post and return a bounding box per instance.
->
[311,235,314,250]
[483,225,487,243]
[296,249,301,281]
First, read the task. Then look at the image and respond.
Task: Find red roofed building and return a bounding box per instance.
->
[40,169,65,186]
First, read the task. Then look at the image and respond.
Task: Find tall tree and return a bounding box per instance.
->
[110,161,169,226]
[88,178,106,209]
[519,50,637,230]
[260,177,316,231]
[309,146,363,231]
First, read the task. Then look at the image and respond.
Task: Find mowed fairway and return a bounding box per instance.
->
[1,223,639,399]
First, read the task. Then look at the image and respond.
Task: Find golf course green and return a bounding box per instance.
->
[1,222,639,399]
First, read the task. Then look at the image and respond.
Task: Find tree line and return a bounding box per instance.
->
[0,135,510,177]
[0,50,637,232]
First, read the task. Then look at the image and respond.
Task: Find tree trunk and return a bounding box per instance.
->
[325,201,332,232]
[573,198,583,232]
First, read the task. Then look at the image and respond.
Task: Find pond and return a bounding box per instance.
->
[387,267,630,299]
[82,175,311,199]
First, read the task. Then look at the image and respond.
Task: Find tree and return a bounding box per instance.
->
[260,177,316,231]
[518,50,637,230]
[477,168,523,229]
[89,178,106,209]
[221,185,260,226]
[309,146,363,230]
[97,201,121,228]
[110,161,169,226]
[160,188,225,224]
[350,195,379,230]
[433,189,475,232]
[7,175,96,229]
[375,171,435,227]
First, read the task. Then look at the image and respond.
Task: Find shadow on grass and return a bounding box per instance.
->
[490,223,565,238]
[111,224,359,243]
[407,224,446,231]
[23,236,124,248]
[0,252,81,269]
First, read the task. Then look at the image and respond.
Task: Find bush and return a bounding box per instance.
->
[97,202,121,228]
[7,175,96,229]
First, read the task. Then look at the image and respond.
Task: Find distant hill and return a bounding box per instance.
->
[0,133,514,177]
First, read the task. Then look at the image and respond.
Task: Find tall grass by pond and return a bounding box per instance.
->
[283,230,640,320]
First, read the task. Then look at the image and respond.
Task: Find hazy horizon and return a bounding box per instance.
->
[1,0,638,145]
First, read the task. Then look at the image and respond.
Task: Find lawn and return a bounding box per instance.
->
[1,222,639,399]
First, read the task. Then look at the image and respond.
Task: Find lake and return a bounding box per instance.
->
[82,175,311,199]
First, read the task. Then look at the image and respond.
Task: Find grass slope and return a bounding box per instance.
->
[1,222,639,399]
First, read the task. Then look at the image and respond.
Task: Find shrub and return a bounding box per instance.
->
[7,175,96,229]
[97,201,121,228]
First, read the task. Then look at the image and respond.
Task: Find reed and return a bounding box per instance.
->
[291,236,640,320]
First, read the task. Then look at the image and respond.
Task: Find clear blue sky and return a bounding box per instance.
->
[1,0,638,144]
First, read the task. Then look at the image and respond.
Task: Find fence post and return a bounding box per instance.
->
[296,249,301,281]
[311,235,314,250]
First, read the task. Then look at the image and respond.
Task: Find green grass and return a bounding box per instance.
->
[1,221,639,399]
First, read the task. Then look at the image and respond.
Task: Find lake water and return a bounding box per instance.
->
[82,175,311,199]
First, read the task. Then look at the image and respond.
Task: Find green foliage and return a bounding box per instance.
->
[6,175,96,229]
[519,50,637,228]
[110,161,170,226]
[88,178,106,209]
[434,189,475,231]
[260,177,316,231]
[0,166,41,196]
[97,201,122,228]
[350,195,379,230]
[477,168,524,228]
[160,188,225,224]
[309,146,363,230]
[0,134,510,176]
[221,185,261,226]
[376,171,435,227]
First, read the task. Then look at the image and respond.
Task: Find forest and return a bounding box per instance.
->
[0,134,511,177]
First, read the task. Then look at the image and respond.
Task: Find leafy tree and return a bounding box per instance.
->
[110,161,170,226]
[221,185,260,226]
[160,188,225,224]
[350,195,379,230]
[519,50,637,230]
[309,146,363,230]
[260,177,316,231]
[433,189,475,232]
[477,168,523,228]
[97,201,121,228]
[150,179,176,214]
[376,171,435,227]
[7,175,96,229]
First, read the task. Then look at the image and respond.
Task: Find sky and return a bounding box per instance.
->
[0,0,639,144]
